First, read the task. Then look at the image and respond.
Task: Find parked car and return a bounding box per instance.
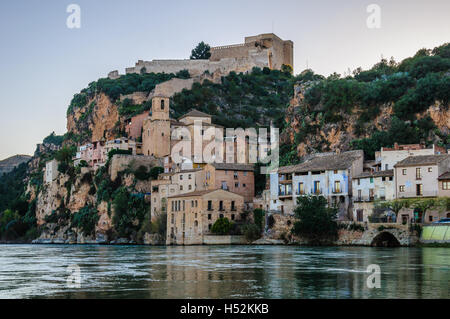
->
[433,218,450,224]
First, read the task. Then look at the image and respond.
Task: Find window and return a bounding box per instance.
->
[385,164,389,170]
[243,184,246,188]
[358,190,362,200]
[334,181,341,193]
[370,177,374,184]
[313,181,321,194]
[208,224,212,230]
[191,200,194,208]
[416,168,422,180]
[298,182,304,195]
[161,99,165,110]
[231,214,235,221]
[231,201,236,211]
[180,185,183,191]
[428,167,432,173]
[429,216,433,222]
[357,179,360,186]
[357,209,363,222]
[208,214,212,220]
[235,182,239,188]
[234,171,238,179]
[188,185,192,190]
[219,214,224,219]
[243,171,247,176]
[221,181,227,190]
[219,201,224,211]
[402,169,407,175]
[171,214,174,224]
[334,170,338,174]
[188,174,192,180]
[208,201,212,211]
[399,185,405,192]
[416,184,423,196]
[443,181,450,190]
[194,221,198,227]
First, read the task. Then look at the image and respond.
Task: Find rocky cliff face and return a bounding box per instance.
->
[282,83,449,158]
[67,93,120,145]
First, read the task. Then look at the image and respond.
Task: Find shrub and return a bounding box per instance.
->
[71,206,99,236]
[253,208,265,231]
[291,195,338,244]
[211,218,232,235]
[241,224,261,242]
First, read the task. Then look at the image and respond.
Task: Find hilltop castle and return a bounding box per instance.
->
[108,33,293,79]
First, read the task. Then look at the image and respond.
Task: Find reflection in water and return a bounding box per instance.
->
[0,245,448,299]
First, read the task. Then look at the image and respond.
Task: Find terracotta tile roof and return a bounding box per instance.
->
[394,155,450,168]
[179,109,212,120]
[210,163,255,171]
[438,172,450,180]
[278,151,363,174]
[354,169,394,179]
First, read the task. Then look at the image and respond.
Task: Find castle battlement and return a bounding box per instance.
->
[109,33,293,79]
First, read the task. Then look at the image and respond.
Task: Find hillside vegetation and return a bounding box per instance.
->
[281,43,449,164]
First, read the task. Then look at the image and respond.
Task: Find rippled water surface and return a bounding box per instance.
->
[0,245,448,299]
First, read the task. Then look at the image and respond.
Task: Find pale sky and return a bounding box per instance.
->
[0,0,449,160]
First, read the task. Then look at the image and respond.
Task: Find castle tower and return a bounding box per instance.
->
[142,96,171,157]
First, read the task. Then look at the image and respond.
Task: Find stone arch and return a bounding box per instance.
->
[371,231,401,247]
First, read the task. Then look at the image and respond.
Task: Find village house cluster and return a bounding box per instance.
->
[266,143,450,225]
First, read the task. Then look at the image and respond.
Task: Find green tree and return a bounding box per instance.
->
[211,217,232,235]
[253,208,265,231]
[292,195,338,244]
[240,223,261,242]
[190,41,211,60]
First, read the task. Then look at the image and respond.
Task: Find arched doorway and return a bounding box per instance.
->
[371,232,401,247]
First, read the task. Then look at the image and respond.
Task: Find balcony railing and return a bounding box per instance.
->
[332,188,342,194]
[311,188,323,195]
[397,191,437,198]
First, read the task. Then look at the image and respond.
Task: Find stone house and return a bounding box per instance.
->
[203,163,255,206]
[150,168,204,220]
[124,111,150,141]
[74,140,106,169]
[104,137,143,158]
[270,150,364,219]
[394,155,450,223]
[352,170,395,222]
[376,143,446,171]
[438,172,450,198]
[166,189,245,245]
[44,159,58,184]
[394,155,450,199]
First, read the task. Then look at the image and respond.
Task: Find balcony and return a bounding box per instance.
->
[398,191,437,198]
[332,188,342,194]
[311,188,323,195]
[295,190,306,195]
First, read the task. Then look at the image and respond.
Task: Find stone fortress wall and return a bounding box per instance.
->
[109,33,293,79]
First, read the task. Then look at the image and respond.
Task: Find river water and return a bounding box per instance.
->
[0,245,448,299]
